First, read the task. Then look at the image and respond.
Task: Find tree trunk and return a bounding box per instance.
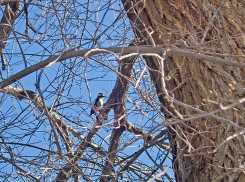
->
[122,0,245,181]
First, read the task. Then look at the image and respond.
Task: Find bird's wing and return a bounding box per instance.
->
[93,98,99,106]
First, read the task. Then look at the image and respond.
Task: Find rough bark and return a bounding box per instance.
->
[122,0,245,181]
[0,2,20,70]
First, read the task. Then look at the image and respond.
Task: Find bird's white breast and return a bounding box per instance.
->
[97,98,103,107]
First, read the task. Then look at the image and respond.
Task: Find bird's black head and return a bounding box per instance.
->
[98,93,105,98]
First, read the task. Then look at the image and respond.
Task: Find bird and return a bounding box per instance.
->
[90,93,105,116]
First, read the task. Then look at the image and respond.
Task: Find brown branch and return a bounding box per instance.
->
[99,42,138,181]
[166,48,245,68]
[0,1,20,70]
